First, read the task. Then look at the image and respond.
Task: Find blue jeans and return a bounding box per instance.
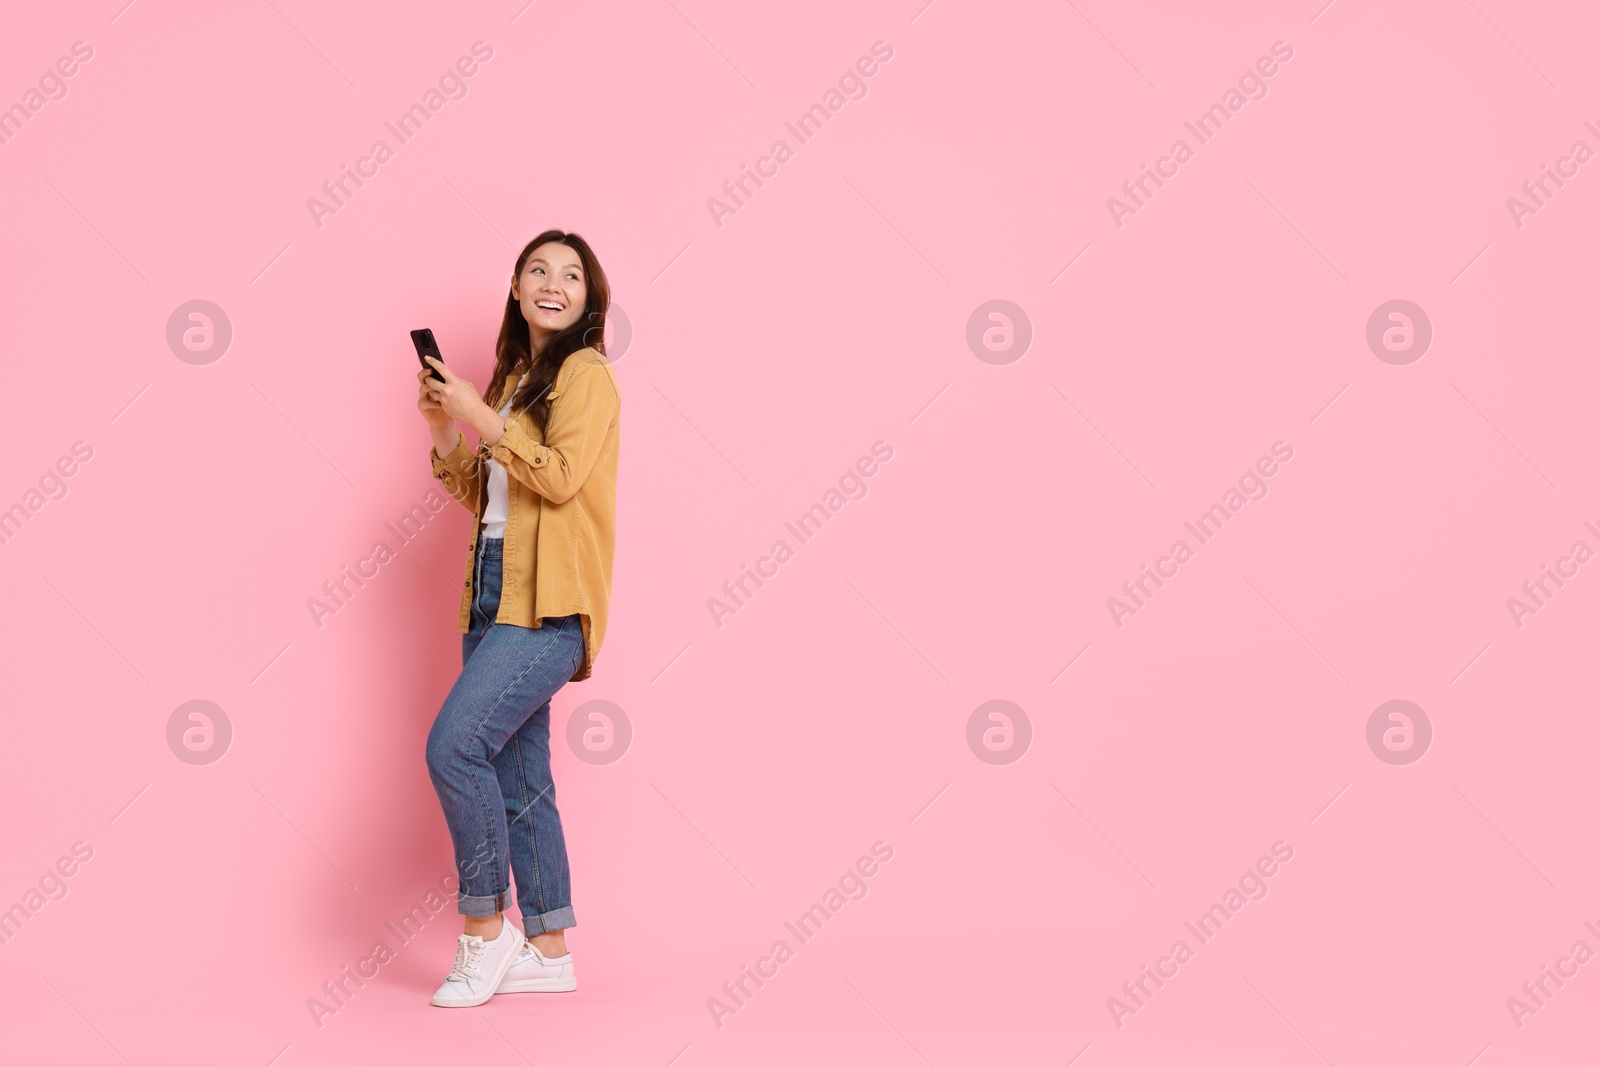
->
[425,537,585,931]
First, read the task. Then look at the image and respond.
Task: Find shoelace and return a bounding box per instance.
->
[446,936,488,982]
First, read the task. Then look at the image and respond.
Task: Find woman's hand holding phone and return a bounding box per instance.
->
[417,365,454,429]
[417,365,463,457]
[418,357,506,448]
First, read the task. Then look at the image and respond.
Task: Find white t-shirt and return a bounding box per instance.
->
[480,392,518,539]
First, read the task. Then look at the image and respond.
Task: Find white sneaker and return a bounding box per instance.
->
[430,918,525,1007]
[497,940,577,993]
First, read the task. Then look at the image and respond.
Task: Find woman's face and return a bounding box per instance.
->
[512,242,587,344]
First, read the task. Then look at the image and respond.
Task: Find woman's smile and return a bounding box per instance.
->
[515,244,588,337]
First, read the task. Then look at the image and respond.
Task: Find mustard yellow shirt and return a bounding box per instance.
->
[429,347,620,681]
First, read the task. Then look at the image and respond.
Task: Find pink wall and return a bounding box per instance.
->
[2,1,1598,1064]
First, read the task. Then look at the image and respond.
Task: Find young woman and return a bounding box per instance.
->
[415,230,621,1008]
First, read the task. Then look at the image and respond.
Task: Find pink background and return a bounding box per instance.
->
[2,0,1598,1064]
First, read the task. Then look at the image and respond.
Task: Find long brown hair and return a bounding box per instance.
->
[484,230,611,432]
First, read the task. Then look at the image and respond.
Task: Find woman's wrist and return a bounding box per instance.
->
[430,424,463,456]
[471,405,507,447]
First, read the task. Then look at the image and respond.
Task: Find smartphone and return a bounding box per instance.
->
[411,328,445,382]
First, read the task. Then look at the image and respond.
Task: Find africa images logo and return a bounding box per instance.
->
[1105,40,1295,229]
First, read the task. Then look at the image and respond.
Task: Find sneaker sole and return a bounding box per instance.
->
[497,976,578,993]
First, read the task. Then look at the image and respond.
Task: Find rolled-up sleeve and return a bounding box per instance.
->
[430,433,482,512]
[484,360,620,504]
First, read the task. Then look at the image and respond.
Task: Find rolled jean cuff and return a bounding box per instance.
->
[522,905,575,934]
[457,888,511,918]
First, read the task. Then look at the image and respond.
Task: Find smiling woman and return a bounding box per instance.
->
[414,229,622,1009]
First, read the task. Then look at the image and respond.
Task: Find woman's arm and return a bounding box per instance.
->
[429,433,483,511]
[485,358,620,504]
[418,362,483,512]
[428,421,462,457]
